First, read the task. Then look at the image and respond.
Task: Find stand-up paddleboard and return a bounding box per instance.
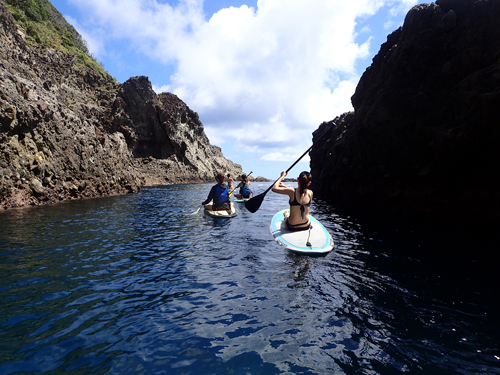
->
[204,202,237,218]
[270,209,334,255]
[234,197,250,203]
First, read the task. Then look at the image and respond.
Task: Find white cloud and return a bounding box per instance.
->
[152,84,169,94]
[158,0,378,157]
[389,0,418,18]
[67,0,419,176]
[64,15,105,56]
[261,151,311,163]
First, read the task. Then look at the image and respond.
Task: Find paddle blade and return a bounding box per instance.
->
[244,192,266,213]
[190,206,201,215]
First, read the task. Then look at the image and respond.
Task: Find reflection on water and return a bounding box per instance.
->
[0,183,499,374]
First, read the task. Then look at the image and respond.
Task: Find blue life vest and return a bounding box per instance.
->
[216,185,228,203]
[240,183,251,196]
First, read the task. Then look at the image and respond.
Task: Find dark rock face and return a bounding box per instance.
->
[0,2,241,209]
[310,0,500,222]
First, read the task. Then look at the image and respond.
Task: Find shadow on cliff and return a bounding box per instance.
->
[310,0,500,234]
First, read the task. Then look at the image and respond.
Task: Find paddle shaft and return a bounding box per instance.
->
[244,122,335,213]
[261,143,315,196]
[263,124,335,196]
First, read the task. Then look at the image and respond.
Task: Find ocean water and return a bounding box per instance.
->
[0,182,499,375]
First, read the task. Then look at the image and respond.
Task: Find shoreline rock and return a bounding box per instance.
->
[0,1,241,210]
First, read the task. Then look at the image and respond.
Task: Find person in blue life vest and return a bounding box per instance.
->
[272,170,313,231]
[202,172,231,211]
[234,174,252,199]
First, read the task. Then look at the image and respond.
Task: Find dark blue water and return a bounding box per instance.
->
[0,182,499,374]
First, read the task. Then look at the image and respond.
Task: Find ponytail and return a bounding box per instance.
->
[216,172,225,184]
[298,171,312,197]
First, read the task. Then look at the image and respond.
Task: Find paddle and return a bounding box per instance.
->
[190,206,202,215]
[244,124,335,213]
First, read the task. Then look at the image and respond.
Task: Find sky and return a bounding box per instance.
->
[50,0,427,179]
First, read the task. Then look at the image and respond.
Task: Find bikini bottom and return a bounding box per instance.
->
[285,218,311,232]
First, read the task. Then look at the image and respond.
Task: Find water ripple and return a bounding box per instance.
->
[0,184,499,374]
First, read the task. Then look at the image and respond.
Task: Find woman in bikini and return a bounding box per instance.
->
[226,173,234,190]
[272,170,313,231]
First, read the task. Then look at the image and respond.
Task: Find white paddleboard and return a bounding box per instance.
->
[204,202,237,218]
[270,209,334,255]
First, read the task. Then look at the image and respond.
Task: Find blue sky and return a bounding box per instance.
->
[50,0,427,179]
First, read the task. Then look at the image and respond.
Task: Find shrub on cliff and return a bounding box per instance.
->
[4,0,109,78]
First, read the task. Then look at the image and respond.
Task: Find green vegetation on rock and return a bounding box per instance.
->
[4,0,110,79]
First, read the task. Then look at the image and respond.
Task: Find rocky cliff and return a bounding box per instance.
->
[310,0,500,223]
[0,0,241,210]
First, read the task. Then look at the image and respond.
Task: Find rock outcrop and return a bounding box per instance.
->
[0,1,241,210]
[310,0,500,223]
[106,76,241,185]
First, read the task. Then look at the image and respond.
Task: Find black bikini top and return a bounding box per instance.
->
[289,189,311,218]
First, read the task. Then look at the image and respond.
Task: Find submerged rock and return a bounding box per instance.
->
[310,0,500,223]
